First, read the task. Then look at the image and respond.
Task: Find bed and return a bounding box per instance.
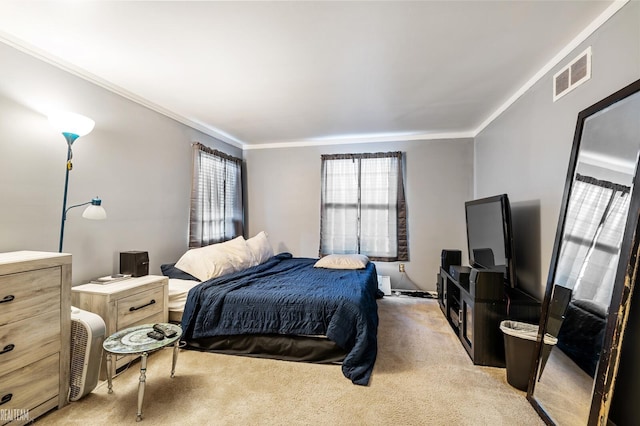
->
[162,245,379,386]
[556,299,606,377]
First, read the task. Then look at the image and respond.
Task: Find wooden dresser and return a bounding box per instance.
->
[0,251,71,424]
[71,275,168,379]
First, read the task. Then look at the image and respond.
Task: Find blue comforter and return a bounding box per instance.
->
[180,253,379,385]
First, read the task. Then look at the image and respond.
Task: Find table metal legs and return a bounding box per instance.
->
[171,341,179,378]
[106,353,113,394]
[105,346,179,422]
[136,352,148,422]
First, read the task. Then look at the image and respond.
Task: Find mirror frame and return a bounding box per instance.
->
[527,78,640,425]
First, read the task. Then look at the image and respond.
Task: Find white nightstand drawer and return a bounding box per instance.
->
[117,286,164,329]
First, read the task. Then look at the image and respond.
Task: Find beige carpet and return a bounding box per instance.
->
[39,297,544,425]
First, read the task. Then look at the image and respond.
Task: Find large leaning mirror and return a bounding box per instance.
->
[528,78,640,426]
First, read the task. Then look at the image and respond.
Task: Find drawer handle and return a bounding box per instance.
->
[0,344,15,355]
[129,299,156,312]
[0,393,12,406]
[0,295,15,304]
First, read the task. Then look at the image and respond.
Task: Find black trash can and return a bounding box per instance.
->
[500,320,557,391]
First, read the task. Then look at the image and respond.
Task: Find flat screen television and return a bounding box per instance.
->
[465,194,517,288]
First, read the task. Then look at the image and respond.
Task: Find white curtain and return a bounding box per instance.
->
[320,158,359,253]
[189,143,243,248]
[555,174,631,309]
[360,156,399,258]
[574,190,631,306]
[320,152,407,261]
[555,177,613,289]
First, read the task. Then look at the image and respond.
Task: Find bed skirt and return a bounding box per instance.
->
[183,334,347,364]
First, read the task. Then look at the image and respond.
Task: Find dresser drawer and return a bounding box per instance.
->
[116,286,164,329]
[0,310,60,375]
[0,353,59,414]
[0,268,61,326]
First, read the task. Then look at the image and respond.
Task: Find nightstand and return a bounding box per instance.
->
[71,275,168,379]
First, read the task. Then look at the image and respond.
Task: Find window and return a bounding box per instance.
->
[189,143,244,248]
[320,152,407,261]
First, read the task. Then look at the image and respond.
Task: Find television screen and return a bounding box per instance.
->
[465,194,516,288]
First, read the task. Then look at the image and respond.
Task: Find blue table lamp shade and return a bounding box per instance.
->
[48,111,107,252]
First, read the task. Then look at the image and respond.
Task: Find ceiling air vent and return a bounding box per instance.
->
[553,46,591,102]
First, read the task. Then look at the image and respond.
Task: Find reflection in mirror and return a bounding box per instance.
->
[529,83,640,426]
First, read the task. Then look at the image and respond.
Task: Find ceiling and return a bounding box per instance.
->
[0,1,617,149]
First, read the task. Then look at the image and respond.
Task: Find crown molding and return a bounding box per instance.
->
[243,131,475,150]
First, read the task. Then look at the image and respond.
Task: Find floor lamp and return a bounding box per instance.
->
[48,111,107,252]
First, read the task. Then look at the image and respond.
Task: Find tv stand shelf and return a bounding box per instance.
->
[437,267,540,367]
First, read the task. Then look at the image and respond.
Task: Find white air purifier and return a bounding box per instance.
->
[69,307,106,401]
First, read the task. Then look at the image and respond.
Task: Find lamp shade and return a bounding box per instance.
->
[81,198,107,220]
[48,111,95,137]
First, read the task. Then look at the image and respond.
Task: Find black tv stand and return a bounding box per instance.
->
[437,267,540,367]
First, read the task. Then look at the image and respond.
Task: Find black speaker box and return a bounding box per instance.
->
[120,251,149,277]
[441,249,462,271]
[469,268,504,299]
[450,265,471,285]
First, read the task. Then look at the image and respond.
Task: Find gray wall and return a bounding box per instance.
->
[244,138,474,291]
[474,2,640,300]
[0,42,241,285]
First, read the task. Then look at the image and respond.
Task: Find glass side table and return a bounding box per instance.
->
[102,323,182,422]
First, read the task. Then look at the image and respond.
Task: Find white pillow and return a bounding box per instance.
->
[314,254,370,269]
[220,236,254,272]
[246,231,273,266]
[174,243,235,281]
[175,237,256,281]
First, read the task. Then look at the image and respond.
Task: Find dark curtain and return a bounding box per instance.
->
[189,143,244,248]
